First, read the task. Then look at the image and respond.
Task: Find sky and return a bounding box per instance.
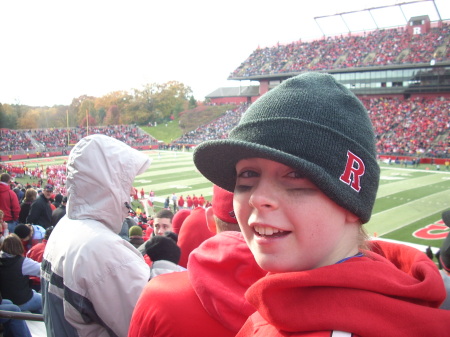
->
[1,0,449,107]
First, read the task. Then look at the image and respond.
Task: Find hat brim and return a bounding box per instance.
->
[193,138,333,194]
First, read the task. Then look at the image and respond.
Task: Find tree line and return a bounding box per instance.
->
[0,81,197,129]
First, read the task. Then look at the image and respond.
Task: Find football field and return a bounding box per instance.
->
[10,149,450,251]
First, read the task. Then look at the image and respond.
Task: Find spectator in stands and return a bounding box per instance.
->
[128,185,266,337]
[171,209,191,234]
[177,207,214,268]
[438,209,450,310]
[145,235,184,279]
[0,210,8,245]
[52,193,63,209]
[19,188,37,225]
[0,233,42,314]
[14,223,46,256]
[0,173,21,234]
[40,134,151,337]
[193,72,450,336]
[27,226,54,263]
[26,184,53,229]
[51,195,67,226]
[0,296,33,337]
[152,209,174,236]
[129,225,145,249]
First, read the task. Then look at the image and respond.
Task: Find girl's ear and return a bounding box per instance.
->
[205,207,217,234]
[346,210,361,225]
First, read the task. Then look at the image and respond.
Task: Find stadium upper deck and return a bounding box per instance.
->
[226,6,450,98]
[229,21,450,79]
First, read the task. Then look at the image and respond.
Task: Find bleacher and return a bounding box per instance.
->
[229,22,450,78]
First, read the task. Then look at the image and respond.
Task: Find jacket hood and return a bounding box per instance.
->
[0,182,10,193]
[0,252,20,267]
[245,240,450,337]
[188,231,267,332]
[66,134,151,233]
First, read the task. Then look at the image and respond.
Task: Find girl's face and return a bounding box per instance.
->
[234,158,360,273]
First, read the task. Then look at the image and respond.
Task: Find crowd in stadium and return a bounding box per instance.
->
[175,103,249,145]
[362,96,449,157]
[1,96,448,159]
[230,22,450,77]
[0,125,158,154]
[172,97,449,158]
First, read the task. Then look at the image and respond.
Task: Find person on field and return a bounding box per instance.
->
[193,72,450,336]
[41,134,152,337]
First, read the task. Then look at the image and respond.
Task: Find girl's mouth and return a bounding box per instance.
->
[253,225,290,238]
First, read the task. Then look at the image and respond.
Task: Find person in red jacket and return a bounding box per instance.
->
[0,173,21,234]
[193,72,450,336]
[186,195,193,209]
[128,185,266,337]
[177,195,184,210]
[177,207,214,268]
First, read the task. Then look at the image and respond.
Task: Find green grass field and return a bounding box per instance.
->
[10,150,450,253]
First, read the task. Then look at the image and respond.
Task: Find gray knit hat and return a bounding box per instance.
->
[193,72,379,223]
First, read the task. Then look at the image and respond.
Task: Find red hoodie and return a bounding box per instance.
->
[128,231,267,337]
[0,182,20,222]
[237,240,450,337]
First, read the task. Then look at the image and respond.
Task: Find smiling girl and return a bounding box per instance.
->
[193,72,450,336]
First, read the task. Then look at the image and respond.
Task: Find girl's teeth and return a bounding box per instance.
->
[254,225,283,236]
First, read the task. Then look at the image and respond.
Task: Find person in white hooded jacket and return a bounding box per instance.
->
[40,134,152,337]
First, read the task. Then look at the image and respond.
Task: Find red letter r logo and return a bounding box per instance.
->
[339,150,365,192]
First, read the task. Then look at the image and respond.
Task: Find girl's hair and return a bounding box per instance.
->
[24,188,37,202]
[358,223,370,251]
[0,210,4,219]
[2,233,25,256]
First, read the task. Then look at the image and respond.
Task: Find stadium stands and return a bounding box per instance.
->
[0,125,158,156]
[229,22,450,78]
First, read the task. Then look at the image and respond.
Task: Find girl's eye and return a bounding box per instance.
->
[287,171,305,179]
[237,170,259,178]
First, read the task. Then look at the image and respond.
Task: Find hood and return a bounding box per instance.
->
[0,252,20,267]
[245,240,449,337]
[188,231,266,333]
[66,134,151,233]
[0,182,10,193]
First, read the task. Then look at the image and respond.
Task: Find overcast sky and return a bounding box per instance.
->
[1,0,449,107]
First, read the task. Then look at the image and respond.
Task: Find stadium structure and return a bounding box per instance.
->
[204,0,449,165]
[207,0,450,103]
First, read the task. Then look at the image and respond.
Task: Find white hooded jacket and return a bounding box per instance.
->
[41,134,151,337]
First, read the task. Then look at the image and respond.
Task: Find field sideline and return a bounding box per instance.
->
[8,149,450,252]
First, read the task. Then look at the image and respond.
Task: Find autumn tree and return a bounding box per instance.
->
[104,105,120,125]
[17,109,40,129]
[78,99,96,127]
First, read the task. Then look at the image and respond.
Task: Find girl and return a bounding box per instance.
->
[0,233,42,314]
[193,72,450,336]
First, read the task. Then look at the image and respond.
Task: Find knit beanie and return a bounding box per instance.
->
[14,224,31,239]
[145,236,181,264]
[129,225,143,237]
[194,72,379,223]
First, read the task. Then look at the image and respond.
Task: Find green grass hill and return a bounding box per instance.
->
[140,104,236,143]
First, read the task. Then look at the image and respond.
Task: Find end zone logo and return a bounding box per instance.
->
[413,219,449,240]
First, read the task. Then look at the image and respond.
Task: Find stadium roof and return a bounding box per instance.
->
[206,86,260,98]
[314,0,444,36]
